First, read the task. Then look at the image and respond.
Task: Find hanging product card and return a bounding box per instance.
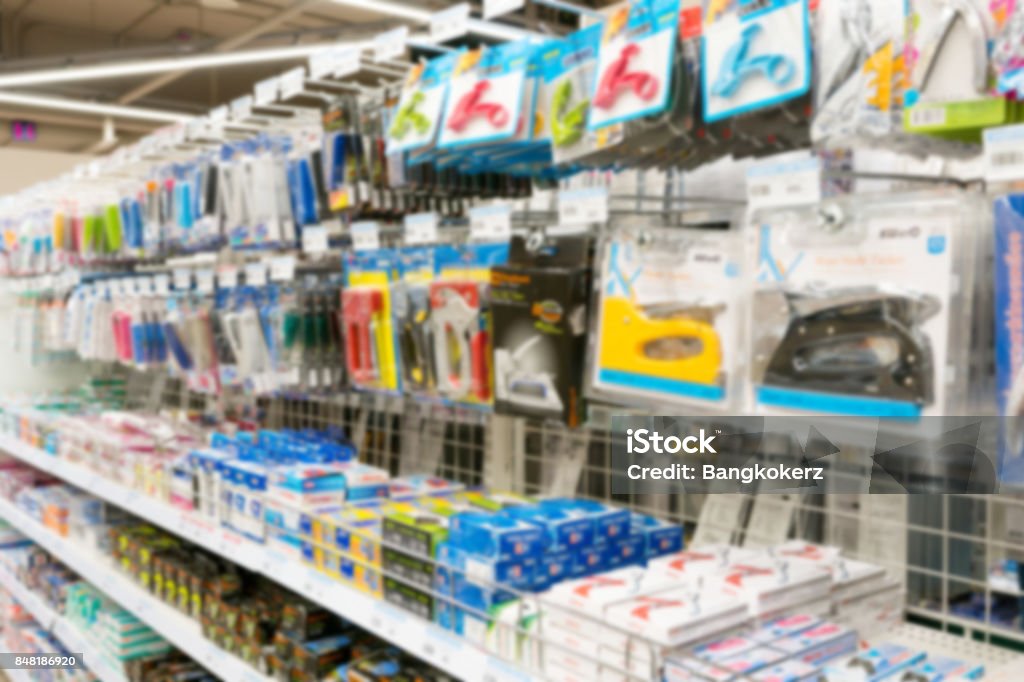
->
[587,0,680,130]
[559,187,609,225]
[374,26,408,62]
[351,221,381,252]
[196,269,215,294]
[172,268,191,291]
[404,212,439,245]
[386,52,459,154]
[430,3,469,42]
[984,124,1024,183]
[269,255,295,282]
[702,0,811,123]
[438,44,529,149]
[217,265,238,289]
[245,262,267,286]
[750,193,977,419]
[469,203,512,241]
[588,225,744,410]
[302,225,329,254]
[542,25,625,165]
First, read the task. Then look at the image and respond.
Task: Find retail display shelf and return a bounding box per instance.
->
[0,496,273,682]
[0,434,538,682]
[0,561,127,682]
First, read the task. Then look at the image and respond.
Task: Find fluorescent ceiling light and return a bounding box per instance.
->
[0,41,370,89]
[0,92,191,123]
[325,0,544,42]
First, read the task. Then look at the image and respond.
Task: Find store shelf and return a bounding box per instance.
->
[0,496,273,682]
[875,622,1024,668]
[0,562,127,682]
[0,434,537,682]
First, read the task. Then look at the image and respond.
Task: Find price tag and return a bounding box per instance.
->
[154,274,170,296]
[279,66,306,100]
[217,265,238,289]
[430,3,469,42]
[746,156,822,209]
[334,48,360,78]
[404,212,438,245]
[302,225,329,254]
[558,187,608,225]
[351,221,381,251]
[195,269,215,294]
[209,105,229,122]
[253,76,280,106]
[172,268,191,291]
[469,204,512,241]
[244,262,267,287]
[230,95,253,120]
[484,0,524,18]
[269,255,296,282]
[373,26,408,62]
[984,123,1024,183]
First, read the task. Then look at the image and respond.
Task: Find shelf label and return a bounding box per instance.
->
[217,265,238,289]
[351,221,381,251]
[430,4,469,42]
[269,255,296,282]
[244,262,267,287]
[746,156,822,209]
[172,268,191,291]
[195,269,214,294]
[404,212,438,245]
[469,203,512,241]
[374,26,408,62]
[984,123,1024,183]
[484,0,524,18]
[279,66,306,100]
[558,187,608,226]
[302,225,329,254]
[253,76,280,106]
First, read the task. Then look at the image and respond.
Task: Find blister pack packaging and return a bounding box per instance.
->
[342,249,400,394]
[429,242,509,407]
[390,246,438,400]
[491,234,592,426]
[812,0,915,151]
[587,219,746,413]
[993,193,1024,484]
[749,191,977,418]
[386,53,459,158]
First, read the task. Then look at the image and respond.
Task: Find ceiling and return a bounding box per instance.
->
[0,0,596,153]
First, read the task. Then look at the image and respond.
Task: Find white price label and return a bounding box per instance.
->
[746,157,822,209]
[373,26,408,61]
[269,255,296,282]
[351,221,381,251]
[984,123,1024,183]
[217,265,238,289]
[230,95,253,120]
[279,66,306,100]
[253,76,280,105]
[334,48,361,77]
[209,105,229,122]
[404,212,438,245]
[484,0,524,18]
[558,187,608,225]
[907,104,947,129]
[172,268,191,291]
[302,225,329,254]
[430,3,469,42]
[245,262,267,287]
[195,269,215,294]
[154,274,170,295]
[469,204,512,241]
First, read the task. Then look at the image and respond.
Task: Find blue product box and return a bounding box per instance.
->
[906,656,984,681]
[448,512,544,559]
[435,599,455,631]
[771,622,858,667]
[540,498,631,541]
[605,534,646,569]
[534,548,574,590]
[572,543,612,577]
[437,542,535,589]
[845,643,927,681]
[504,505,594,549]
[630,512,684,558]
[452,573,516,613]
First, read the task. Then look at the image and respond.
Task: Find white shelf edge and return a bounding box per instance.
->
[0,434,538,682]
[0,562,126,682]
[0,496,273,682]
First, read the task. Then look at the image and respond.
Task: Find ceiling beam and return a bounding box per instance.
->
[116,0,322,105]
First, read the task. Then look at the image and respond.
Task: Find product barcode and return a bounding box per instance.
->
[991,150,1024,167]
[909,106,946,128]
[749,184,771,197]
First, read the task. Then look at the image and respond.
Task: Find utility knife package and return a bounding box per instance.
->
[587,222,745,412]
[342,249,400,394]
[491,235,592,426]
[749,192,977,418]
[812,0,912,150]
[391,247,438,400]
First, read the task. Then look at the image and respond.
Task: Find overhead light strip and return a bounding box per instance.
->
[0,92,191,123]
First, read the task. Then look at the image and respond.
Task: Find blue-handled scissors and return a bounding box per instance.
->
[711,23,795,98]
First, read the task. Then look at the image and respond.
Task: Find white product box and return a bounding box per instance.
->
[833,581,904,634]
[604,587,749,650]
[749,614,821,644]
[664,656,736,682]
[649,546,759,584]
[692,636,761,665]
[710,557,832,616]
[716,646,787,676]
[773,542,889,602]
